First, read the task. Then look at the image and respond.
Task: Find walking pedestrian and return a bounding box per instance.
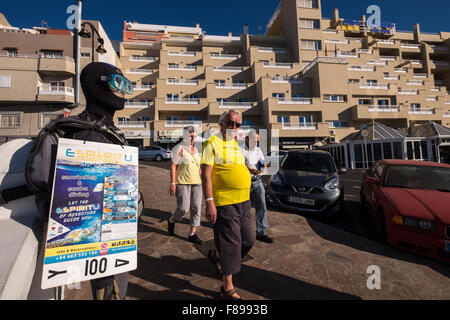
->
[241,131,274,243]
[201,110,254,300]
[168,126,203,245]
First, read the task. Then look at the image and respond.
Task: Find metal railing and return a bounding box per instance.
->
[219,101,253,108]
[127,68,153,74]
[263,62,293,68]
[368,105,399,112]
[166,98,200,104]
[408,108,435,114]
[211,53,239,59]
[281,122,318,130]
[277,97,313,104]
[168,65,197,70]
[130,56,157,62]
[168,51,196,56]
[116,121,147,128]
[398,89,418,95]
[302,56,347,74]
[213,66,244,72]
[0,52,74,62]
[216,83,248,89]
[360,83,389,90]
[125,102,151,108]
[167,79,198,85]
[165,120,202,128]
[258,47,286,53]
[271,76,302,84]
[38,85,74,96]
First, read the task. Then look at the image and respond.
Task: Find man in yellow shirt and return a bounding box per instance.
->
[201,110,254,300]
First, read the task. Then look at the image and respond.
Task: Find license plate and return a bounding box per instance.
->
[287,196,315,206]
[445,242,450,252]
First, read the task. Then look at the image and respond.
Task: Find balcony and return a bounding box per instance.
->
[37,55,75,75]
[126,68,154,74]
[413,73,428,78]
[347,65,375,72]
[133,85,153,91]
[213,66,244,72]
[125,102,151,109]
[384,74,400,80]
[324,39,350,44]
[258,47,287,53]
[116,121,148,128]
[379,56,397,61]
[406,80,424,86]
[165,120,202,128]
[352,105,407,120]
[277,97,313,104]
[358,49,372,54]
[271,76,302,84]
[443,112,450,118]
[168,51,196,57]
[166,79,198,85]
[337,51,359,58]
[377,39,395,45]
[263,62,293,68]
[166,98,200,105]
[431,61,450,68]
[271,122,330,137]
[401,43,420,49]
[215,83,248,89]
[210,53,239,60]
[129,56,157,62]
[167,65,197,71]
[430,46,450,53]
[37,85,74,103]
[218,101,254,109]
[398,89,418,95]
[367,60,387,66]
[408,108,435,114]
[360,83,390,90]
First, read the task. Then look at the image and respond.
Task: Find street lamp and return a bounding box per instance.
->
[78,21,107,63]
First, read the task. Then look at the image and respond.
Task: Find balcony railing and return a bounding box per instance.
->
[406,80,423,86]
[337,51,359,58]
[263,62,293,68]
[408,108,435,114]
[398,89,418,95]
[348,66,375,72]
[168,65,197,71]
[116,121,147,128]
[277,97,313,104]
[167,79,198,85]
[379,56,396,61]
[377,39,395,45]
[432,61,450,67]
[211,53,239,59]
[134,85,153,90]
[38,85,74,96]
[368,105,400,112]
[413,73,428,78]
[281,122,318,130]
[360,83,389,90]
[165,120,202,128]
[168,51,196,56]
[258,47,287,53]
[219,101,253,108]
[302,56,347,74]
[216,83,248,89]
[166,98,200,104]
[0,52,75,62]
[325,39,350,44]
[130,56,157,62]
[125,102,151,108]
[401,43,420,49]
[213,66,243,72]
[358,49,372,54]
[430,46,449,52]
[384,74,400,80]
[271,76,302,84]
[443,112,450,118]
[127,68,153,74]
[367,60,387,66]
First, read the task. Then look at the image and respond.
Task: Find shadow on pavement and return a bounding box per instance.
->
[305,201,450,279]
[128,252,361,300]
[139,160,171,171]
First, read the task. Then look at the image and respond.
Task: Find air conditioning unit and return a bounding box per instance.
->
[329,137,336,143]
[329,129,336,136]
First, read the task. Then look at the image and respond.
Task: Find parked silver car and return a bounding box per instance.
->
[138,146,171,161]
[267,150,346,216]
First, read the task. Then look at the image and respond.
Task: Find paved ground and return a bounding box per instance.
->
[65,161,450,300]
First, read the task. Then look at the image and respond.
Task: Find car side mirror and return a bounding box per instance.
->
[339,168,347,174]
[364,176,377,185]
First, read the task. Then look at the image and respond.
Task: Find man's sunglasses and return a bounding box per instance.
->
[100,73,134,95]
[225,120,241,128]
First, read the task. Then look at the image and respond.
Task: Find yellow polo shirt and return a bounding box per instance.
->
[201,134,251,207]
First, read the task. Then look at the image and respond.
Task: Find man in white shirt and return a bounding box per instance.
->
[241,131,274,243]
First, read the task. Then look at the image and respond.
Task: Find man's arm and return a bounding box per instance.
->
[201,164,217,224]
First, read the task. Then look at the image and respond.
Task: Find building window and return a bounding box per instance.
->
[0,75,11,88]
[348,79,360,83]
[272,93,285,101]
[243,120,252,126]
[324,95,346,102]
[299,116,312,124]
[298,0,319,9]
[81,52,91,58]
[41,50,63,58]
[0,112,21,129]
[39,113,64,128]
[411,103,421,110]
[167,94,179,101]
[4,48,18,57]
[301,40,322,51]
[359,99,372,105]
[299,19,320,29]
[277,116,290,124]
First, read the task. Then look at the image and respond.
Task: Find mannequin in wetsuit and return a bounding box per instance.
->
[77,62,130,300]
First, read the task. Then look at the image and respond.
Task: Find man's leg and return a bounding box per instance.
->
[252,180,270,236]
[239,200,255,258]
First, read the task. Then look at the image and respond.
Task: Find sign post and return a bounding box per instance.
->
[41,138,138,290]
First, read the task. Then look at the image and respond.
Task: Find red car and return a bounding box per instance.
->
[360,159,450,263]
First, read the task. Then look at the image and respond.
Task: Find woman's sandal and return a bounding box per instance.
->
[219,286,242,300]
[207,249,222,275]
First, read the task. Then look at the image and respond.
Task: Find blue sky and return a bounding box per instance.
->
[1,0,450,41]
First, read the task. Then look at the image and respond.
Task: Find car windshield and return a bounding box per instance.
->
[384,165,450,192]
[281,153,336,174]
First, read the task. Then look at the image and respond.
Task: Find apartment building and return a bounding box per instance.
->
[117,0,449,150]
[0,14,120,141]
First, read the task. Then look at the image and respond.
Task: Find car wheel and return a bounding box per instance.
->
[375,208,387,243]
[155,155,163,162]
